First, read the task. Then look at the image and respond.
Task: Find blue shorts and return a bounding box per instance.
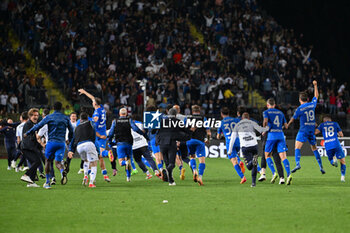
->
[296,131,316,146]
[326,146,345,160]
[95,137,106,149]
[226,142,239,159]
[116,143,132,159]
[150,138,160,154]
[265,139,288,153]
[187,139,206,158]
[45,141,66,162]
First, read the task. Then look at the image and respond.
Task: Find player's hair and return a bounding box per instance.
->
[94,97,102,105]
[119,108,127,116]
[173,105,180,113]
[43,108,50,116]
[28,108,39,117]
[221,107,229,115]
[237,106,246,116]
[299,92,308,102]
[242,112,250,119]
[267,98,275,106]
[191,105,201,113]
[21,111,28,120]
[323,115,332,121]
[53,102,62,111]
[166,105,173,112]
[168,108,178,116]
[70,112,77,117]
[146,106,157,111]
[80,112,88,120]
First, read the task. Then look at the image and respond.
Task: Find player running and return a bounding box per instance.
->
[24,102,74,189]
[78,89,110,182]
[107,108,148,182]
[216,107,246,184]
[185,105,211,186]
[263,98,292,185]
[228,113,269,187]
[315,116,346,182]
[68,112,99,188]
[286,80,325,174]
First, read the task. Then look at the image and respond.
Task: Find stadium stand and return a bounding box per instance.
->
[0,0,349,122]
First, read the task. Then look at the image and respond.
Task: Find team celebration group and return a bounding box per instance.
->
[0,80,346,188]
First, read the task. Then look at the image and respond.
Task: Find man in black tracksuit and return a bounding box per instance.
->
[154,108,192,186]
[20,108,42,185]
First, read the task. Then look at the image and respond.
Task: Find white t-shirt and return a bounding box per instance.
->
[66,121,77,141]
[228,119,269,153]
[131,121,148,150]
[16,122,26,141]
[38,124,48,143]
[10,96,18,104]
[0,94,8,105]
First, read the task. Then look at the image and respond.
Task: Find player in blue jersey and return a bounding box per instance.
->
[216,107,246,184]
[315,116,346,182]
[78,89,110,182]
[286,80,325,174]
[24,102,74,189]
[263,98,292,185]
[145,106,164,179]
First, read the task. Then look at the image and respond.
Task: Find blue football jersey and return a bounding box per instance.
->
[263,108,286,140]
[293,97,317,132]
[218,117,240,145]
[317,121,342,150]
[93,105,107,136]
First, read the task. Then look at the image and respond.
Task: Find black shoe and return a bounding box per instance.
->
[50,177,56,185]
[162,169,168,182]
[251,183,256,187]
[61,171,67,185]
[64,161,70,174]
[39,173,45,179]
[34,174,39,181]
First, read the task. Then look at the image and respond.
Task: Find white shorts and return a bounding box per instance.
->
[77,141,98,162]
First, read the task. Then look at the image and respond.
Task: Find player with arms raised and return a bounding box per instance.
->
[287,80,325,174]
[78,89,110,182]
[315,116,346,182]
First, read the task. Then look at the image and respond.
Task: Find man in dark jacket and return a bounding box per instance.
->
[155,108,192,186]
[68,112,98,188]
[20,108,42,187]
[0,119,17,170]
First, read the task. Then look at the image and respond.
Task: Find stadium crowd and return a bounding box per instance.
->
[1,0,349,119]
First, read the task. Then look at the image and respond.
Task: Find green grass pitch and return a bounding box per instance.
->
[0,156,349,233]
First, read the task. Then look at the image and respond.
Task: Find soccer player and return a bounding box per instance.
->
[228,112,269,187]
[78,89,110,182]
[263,98,292,185]
[64,112,78,173]
[24,102,74,189]
[14,112,29,171]
[36,109,56,185]
[186,105,211,186]
[216,107,246,184]
[107,108,147,182]
[315,116,346,182]
[146,106,164,176]
[131,117,161,179]
[286,80,325,174]
[68,112,98,188]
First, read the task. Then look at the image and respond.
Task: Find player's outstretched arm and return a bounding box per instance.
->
[78,89,95,102]
[286,118,294,129]
[313,80,319,99]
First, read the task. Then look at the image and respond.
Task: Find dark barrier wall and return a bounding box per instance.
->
[2,137,348,159]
